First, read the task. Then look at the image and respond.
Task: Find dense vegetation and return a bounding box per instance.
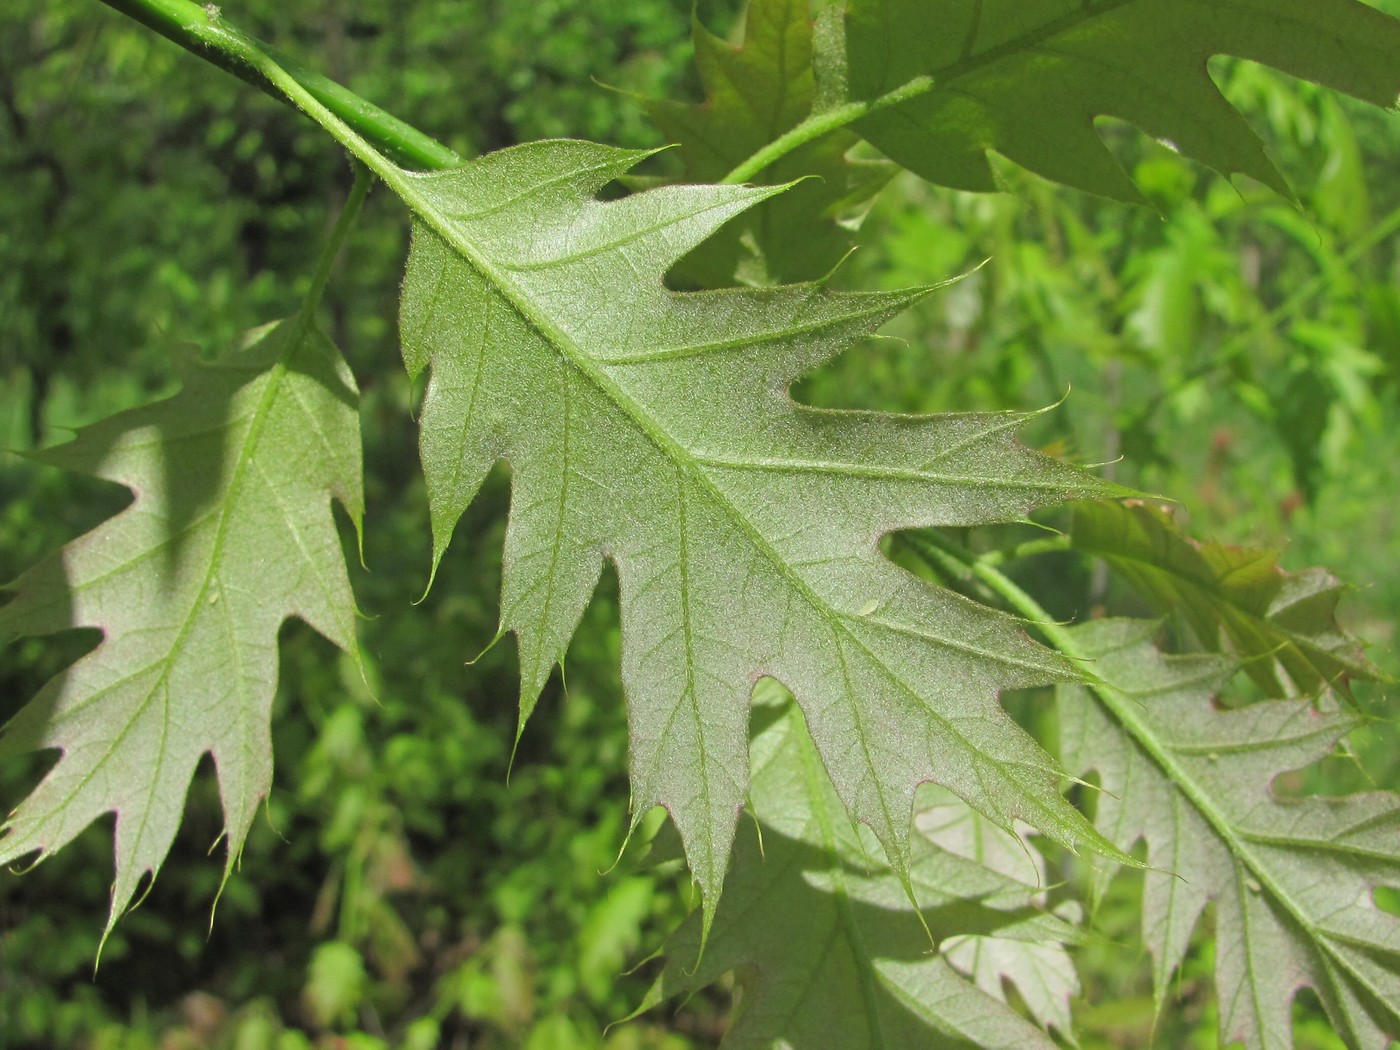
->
[2,1,1398,1047]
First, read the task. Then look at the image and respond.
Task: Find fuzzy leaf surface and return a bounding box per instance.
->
[647,682,1075,1048]
[1058,618,1400,1049]
[646,0,894,284]
[841,0,1400,201]
[0,319,363,931]
[1071,500,1379,696]
[393,139,1129,926]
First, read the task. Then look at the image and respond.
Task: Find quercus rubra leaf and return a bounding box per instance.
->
[391,138,1131,929]
[918,790,1081,1037]
[1070,500,1380,697]
[840,0,1400,201]
[0,317,362,935]
[1058,618,1400,1050]
[644,0,894,284]
[643,682,1076,1048]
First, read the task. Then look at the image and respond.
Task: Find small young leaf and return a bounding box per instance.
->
[0,318,362,935]
[646,684,1077,1047]
[646,0,894,284]
[1058,618,1400,1049]
[1071,499,1379,696]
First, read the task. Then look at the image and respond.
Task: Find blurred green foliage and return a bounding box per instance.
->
[2,1,1397,1047]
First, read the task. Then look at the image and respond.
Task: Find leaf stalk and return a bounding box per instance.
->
[301,163,373,319]
[719,77,932,186]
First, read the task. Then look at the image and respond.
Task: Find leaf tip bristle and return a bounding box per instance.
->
[505,706,531,786]
[817,244,861,284]
[746,806,766,859]
[677,876,720,979]
[413,555,445,607]
[209,839,242,938]
[2,843,48,876]
[463,627,507,670]
[259,793,289,845]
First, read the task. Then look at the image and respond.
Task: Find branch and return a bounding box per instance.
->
[96,0,462,171]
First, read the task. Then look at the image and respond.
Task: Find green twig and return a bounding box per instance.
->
[200,17,410,188]
[910,531,1071,635]
[96,0,461,170]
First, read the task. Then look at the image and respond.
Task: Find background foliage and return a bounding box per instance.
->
[1,1,1397,1047]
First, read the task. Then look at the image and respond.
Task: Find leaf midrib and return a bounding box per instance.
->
[1073,630,1388,1013]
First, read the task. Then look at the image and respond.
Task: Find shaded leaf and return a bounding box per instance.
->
[391,138,1130,929]
[1058,618,1400,1049]
[645,682,1075,1048]
[841,0,1400,202]
[919,790,1081,1037]
[1070,499,1379,697]
[0,318,362,934]
[645,0,894,284]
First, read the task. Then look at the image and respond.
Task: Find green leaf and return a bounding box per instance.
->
[842,0,1400,202]
[919,791,1081,1037]
[392,138,1130,929]
[1070,499,1380,697]
[0,318,363,935]
[1058,618,1400,1049]
[646,0,894,284]
[645,682,1076,1047]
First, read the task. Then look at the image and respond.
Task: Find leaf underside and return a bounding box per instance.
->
[394,138,1131,928]
[1058,619,1400,1050]
[839,0,1400,202]
[648,682,1076,1048]
[0,319,362,934]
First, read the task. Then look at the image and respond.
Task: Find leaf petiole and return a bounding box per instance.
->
[719,77,931,186]
[300,163,373,321]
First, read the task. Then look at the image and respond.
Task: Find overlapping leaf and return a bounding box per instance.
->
[0,318,362,933]
[918,790,1081,1036]
[1058,618,1400,1049]
[1071,499,1379,696]
[391,138,1130,927]
[840,0,1400,202]
[645,0,894,284]
[645,682,1076,1048]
